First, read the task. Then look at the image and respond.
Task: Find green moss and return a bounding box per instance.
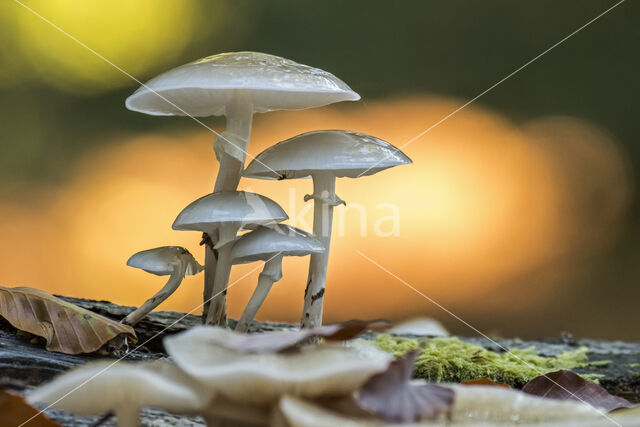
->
[373,335,590,387]
[629,363,640,368]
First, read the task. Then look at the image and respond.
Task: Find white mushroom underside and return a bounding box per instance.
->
[164,327,392,405]
[277,384,611,427]
[127,87,358,116]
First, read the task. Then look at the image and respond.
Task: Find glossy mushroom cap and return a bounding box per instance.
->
[231,225,324,264]
[127,246,203,276]
[243,130,412,180]
[172,191,288,236]
[125,52,359,117]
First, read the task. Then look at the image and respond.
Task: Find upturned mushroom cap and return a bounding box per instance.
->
[164,326,393,405]
[125,52,359,117]
[275,384,607,427]
[127,246,203,276]
[243,130,412,180]
[172,191,288,236]
[231,225,324,264]
[27,360,213,418]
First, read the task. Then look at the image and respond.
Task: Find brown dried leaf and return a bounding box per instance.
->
[460,378,511,388]
[221,319,389,353]
[522,369,632,412]
[355,350,455,422]
[0,286,136,354]
[0,390,60,427]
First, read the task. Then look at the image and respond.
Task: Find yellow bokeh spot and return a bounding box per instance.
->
[12,0,205,93]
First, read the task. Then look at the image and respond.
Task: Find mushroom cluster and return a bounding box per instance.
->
[28,324,619,427]
[123,51,411,329]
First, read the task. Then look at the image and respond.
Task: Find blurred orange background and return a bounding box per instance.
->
[0,98,631,336]
[1,1,638,339]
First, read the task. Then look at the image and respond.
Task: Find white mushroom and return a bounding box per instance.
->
[163,326,393,405]
[244,130,411,328]
[123,246,202,326]
[388,317,449,337]
[231,225,324,332]
[275,383,610,427]
[172,191,287,326]
[27,360,213,427]
[125,52,360,312]
[126,52,359,189]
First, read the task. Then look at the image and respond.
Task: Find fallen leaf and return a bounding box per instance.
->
[0,286,136,354]
[522,369,632,412]
[219,319,389,353]
[460,378,511,388]
[0,390,60,427]
[355,350,455,422]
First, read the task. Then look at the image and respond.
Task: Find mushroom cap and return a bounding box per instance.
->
[164,326,393,405]
[231,225,324,264]
[172,191,288,234]
[243,130,412,180]
[27,360,213,417]
[125,52,360,117]
[276,384,607,426]
[127,246,203,276]
[388,317,449,337]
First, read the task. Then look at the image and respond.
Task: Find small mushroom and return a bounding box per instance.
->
[163,326,393,405]
[388,317,449,337]
[244,130,411,328]
[126,52,360,317]
[172,191,287,326]
[122,246,202,326]
[27,360,213,427]
[231,225,324,332]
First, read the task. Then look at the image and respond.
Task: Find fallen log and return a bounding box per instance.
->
[1,296,638,425]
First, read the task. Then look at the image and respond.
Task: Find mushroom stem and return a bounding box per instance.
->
[235,255,283,333]
[204,93,253,325]
[206,244,231,326]
[301,173,338,328]
[213,93,253,192]
[122,262,187,326]
[206,226,240,326]
[202,230,218,323]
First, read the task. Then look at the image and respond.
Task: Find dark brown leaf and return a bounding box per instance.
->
[355,350,455,422]
[220,319,389,353]
[0,286,136,354]
[460,378,511,388]
[0,390,60,427]
[522,369,632,412]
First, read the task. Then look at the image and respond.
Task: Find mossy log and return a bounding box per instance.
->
[0,296,638,425]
